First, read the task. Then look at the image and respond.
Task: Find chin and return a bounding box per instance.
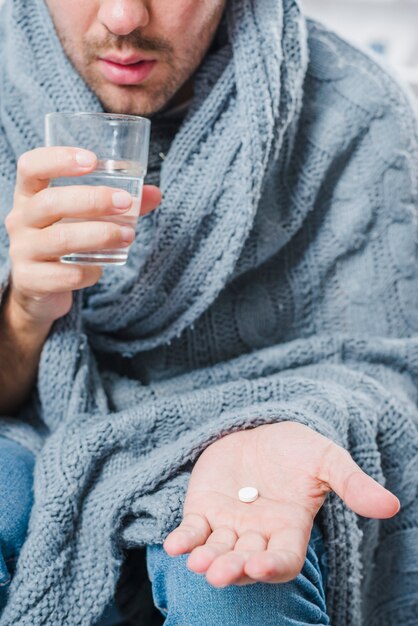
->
[98,86,168,117]
[98,89,147,116]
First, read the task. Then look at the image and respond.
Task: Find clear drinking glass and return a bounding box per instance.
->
[44,112,150,265]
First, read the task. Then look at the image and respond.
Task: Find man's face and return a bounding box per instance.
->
[45,0,227,116]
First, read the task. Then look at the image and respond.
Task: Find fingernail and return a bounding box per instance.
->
[112,191,133,210]
[75,150,97,168]
[120,226,135,243]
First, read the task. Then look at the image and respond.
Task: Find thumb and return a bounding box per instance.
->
[321,443,400,519]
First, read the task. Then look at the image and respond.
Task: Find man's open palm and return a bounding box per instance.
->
[164,422,400,587]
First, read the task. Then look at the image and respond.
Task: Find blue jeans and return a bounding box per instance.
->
[0,436,329,625]
[0,437,35,610]
[146,524,329,626]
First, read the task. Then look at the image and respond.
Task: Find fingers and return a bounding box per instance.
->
[339,470,400,519]
[205,552,253,587]
[205,528,306,587]
[187,526,238,573]
[21,184,161,229]
[204,530,267,587]
[7,147,161,328]
[15,146,161,221]
[12,262,103,296]
[167,521,309,588]
[163,513,211,556]
[26,185,134,228]
[245,526,307,583]
[321,443,401,519]
[16,147,97,196]
[140,185,162,216]
[19,220,136,261]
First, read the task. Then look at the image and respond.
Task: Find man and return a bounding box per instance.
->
[0,0,417,625]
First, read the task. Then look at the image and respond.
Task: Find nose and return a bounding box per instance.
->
[98,0,150,36]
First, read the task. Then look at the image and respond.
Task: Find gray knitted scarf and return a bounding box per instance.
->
[1,0,418,625]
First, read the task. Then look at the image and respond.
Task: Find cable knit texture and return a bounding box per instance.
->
[1,0,418,624]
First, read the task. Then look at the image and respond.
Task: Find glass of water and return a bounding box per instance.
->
[44,111,150,265]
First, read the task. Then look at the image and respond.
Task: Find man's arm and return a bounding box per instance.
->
[0,287,51,416]
[0,146,162,418]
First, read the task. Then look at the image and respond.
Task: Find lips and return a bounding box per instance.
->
[101,52,153,65]
[98,55,157,85]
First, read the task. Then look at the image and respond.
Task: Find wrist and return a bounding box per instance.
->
[1,288,53,340]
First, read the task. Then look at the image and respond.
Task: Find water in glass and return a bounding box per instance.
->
[51,159,145,265]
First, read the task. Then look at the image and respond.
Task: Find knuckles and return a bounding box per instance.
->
[17,147,74,181]
[4,210,17,234]
[10,264,26,293]
[64,266,102,290]
[96,221,122,243]
[36,185,114,220]
[8,238,28,263]
[11,261,100,294]
[37,187,56,215]
[87,186,111,213]
[53,223,71,251]
[16,151,32,179]
[49,220,122,254]
[65,266,85,290]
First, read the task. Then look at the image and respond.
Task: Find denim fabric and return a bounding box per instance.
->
[0,436,35,611]
[0,434,329,626]
[146,523,329,626]
[0,434,126,626]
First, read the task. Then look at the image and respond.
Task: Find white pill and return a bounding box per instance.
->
[238,487,259,503]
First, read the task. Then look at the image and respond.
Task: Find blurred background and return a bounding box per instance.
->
[1,0,417,97]
[301,0,418,97]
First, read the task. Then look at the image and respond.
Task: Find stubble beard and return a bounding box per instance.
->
[82,51,192,117]
[58,27,214,117]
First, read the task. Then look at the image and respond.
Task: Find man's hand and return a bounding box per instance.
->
[5,147,161,327]
[0,146,161,416]
[163,422,400,588]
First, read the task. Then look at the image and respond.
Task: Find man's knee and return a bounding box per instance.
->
[146,523,329,626]
[0,437,35,587]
